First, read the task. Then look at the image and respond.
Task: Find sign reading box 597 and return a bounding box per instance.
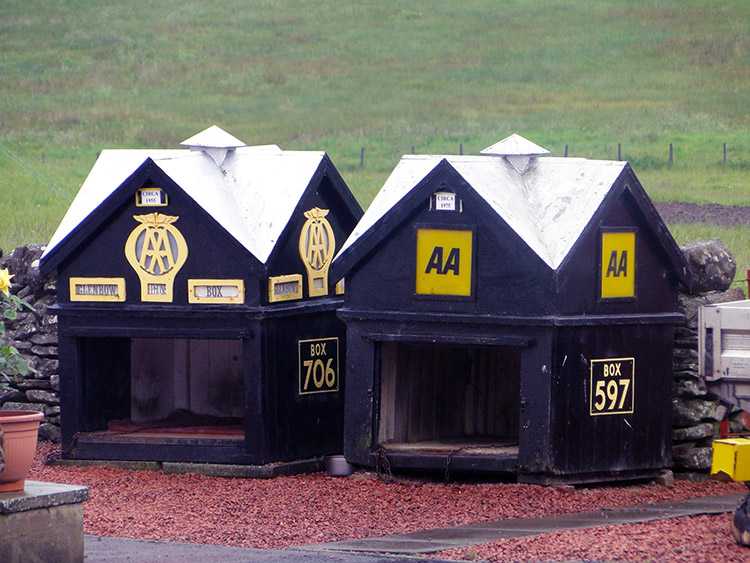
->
[589,357,634,416]
[298,337,339,395]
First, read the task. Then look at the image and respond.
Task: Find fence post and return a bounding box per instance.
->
[564,144,569,157]
[411,146,415,154]
[360,147,365,169]
[618,143,622,161]
[668,143,674,168]
[460,143,463,155]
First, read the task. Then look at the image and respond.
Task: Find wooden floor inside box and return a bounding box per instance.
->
[378,437,520,473]
[69,425,247,464]
[77,414,245,446]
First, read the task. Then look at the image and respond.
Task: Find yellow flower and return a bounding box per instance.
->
[0,268,13,296]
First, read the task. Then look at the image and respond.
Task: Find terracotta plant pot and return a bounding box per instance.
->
[0,410,43,492]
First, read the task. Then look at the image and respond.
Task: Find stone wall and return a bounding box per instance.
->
[1,241,748,472]
[0,245,60,442]
[672,239,748,473]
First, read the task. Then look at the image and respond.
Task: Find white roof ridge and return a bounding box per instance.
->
[448,155,555,266]
[510,157,554,264]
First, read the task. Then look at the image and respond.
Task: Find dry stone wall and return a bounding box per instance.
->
[1,241,748,473]
[0,245,60,442]
[672,239,749,474]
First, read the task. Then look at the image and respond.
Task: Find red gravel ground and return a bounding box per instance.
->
[28,441,750,562]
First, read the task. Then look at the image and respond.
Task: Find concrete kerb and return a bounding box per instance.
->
[51,457,325,478]
[84,535,462,563]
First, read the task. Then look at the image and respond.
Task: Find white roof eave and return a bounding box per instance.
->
[43,143,326,266]
[335,152,626,272]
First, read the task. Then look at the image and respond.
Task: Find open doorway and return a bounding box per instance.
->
[80,337,244,440]
[378,341,521,454]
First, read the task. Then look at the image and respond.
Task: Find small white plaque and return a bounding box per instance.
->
[142,190,161,204]
[194,285,240,299]
[434,192,456,211]
[136,188,168,206]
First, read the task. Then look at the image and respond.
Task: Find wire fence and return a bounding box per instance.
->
[357,142,743,169]
[0,143,74,202]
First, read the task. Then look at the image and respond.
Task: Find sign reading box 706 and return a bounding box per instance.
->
[589,357,634,416]
[298,337,339,395]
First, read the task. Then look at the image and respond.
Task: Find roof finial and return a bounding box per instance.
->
[480,134,550,174]
[180,125,247,166]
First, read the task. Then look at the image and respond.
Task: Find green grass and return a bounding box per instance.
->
[0,0,748,272]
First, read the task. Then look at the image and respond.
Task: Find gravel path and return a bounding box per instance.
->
[655,202,750,229]
[29,442,750,562]
[26,203,750,562]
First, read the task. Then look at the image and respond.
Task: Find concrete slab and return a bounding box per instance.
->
[84,535,461,563]
[304,493,747,554]
[0,480,89,513]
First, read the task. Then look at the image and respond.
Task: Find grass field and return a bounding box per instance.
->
[1,0,748,280]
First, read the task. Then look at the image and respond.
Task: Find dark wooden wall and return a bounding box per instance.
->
[131,338,244,421]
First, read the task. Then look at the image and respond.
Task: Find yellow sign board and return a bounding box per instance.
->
[268,274,303,303]
[298,207,335,297]
[124,213,188,303]
[589,357,635,416]
[415,229,473,296]
[299,337,339,395]
[188,279,244,304]
[600,232,635,299]
[69,277,126,302]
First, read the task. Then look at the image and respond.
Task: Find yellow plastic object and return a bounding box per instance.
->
[711,438,750,481]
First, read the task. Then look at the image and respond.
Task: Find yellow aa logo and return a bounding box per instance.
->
[600,232,635,299]
[416,229,473,296]
[298,207,335,297]
[125,213,188,302]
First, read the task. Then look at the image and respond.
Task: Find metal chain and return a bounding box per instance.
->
[375,446,396,484]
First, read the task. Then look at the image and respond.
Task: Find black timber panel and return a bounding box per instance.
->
[546,323,673,477]
[344,188,555,317]
[266,174,361,295]
[260,310,346,462]
[555,181,681,316]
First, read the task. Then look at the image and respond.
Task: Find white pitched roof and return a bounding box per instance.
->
[43,129,325,265]
[337,141,626,270]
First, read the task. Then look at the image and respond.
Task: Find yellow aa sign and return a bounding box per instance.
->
[416,229,473,296]
[600,232,635,298]
[298,207,335,297]
[125,213,188,302]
